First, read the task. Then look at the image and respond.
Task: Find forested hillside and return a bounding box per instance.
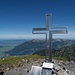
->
[33,44,75,61]
[5,39,75,57]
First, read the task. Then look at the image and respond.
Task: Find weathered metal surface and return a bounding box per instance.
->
[32,13,68,62]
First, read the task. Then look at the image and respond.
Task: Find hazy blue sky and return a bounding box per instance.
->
[0,0,75,39]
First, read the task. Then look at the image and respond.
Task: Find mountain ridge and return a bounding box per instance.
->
[33,44,75,61]
[5,39,75,57]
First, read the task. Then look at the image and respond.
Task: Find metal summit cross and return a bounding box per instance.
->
[32,13,68,62]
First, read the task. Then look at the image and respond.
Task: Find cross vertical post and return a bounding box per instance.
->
[49,31,52,62]
[32,13,68,62]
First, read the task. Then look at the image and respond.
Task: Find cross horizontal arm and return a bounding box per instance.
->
[32,28,47,31]
[32,28,48,34]
[52,26,68,29]
[32,31,47,41]
[51,30,67,34]
[32,30,47,34]
[32,28,47,41]
[32,32,47,34]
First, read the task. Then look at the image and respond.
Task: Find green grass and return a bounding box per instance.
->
[0,55,44,65]
[0,54,45,70]
[53,57,68,61]
[0,54,70,70]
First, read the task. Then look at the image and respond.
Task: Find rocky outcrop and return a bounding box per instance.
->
[52,60,75,75]
[2,59,75,75]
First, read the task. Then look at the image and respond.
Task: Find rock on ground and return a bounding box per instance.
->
[2,59,75,75]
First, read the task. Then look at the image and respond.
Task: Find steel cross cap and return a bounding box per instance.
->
[32,13,68,62]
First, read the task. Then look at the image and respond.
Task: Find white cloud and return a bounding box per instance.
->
[0,31,75,39]
[53,31,75,39]
[0,34,44,39]
[31,31,75,39]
